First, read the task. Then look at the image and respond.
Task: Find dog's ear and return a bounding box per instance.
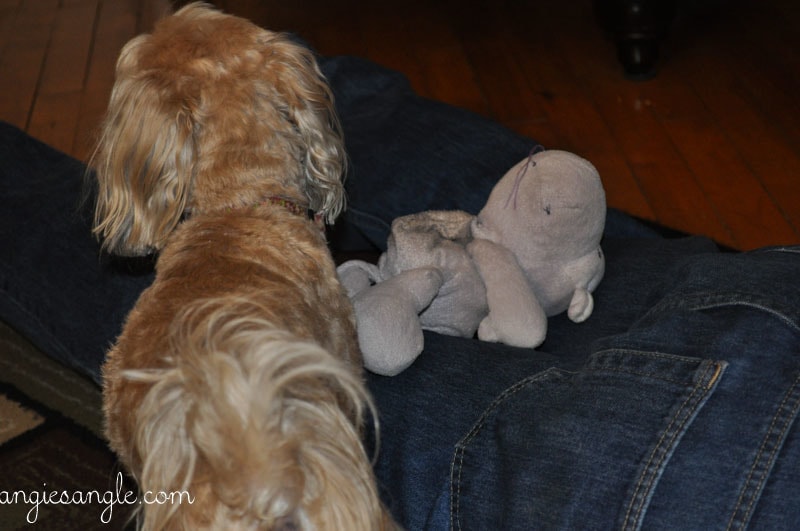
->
[91,35,196,256]
[275,41,346,224]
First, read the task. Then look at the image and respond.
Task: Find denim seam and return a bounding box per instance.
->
[726,372,800,531]
[592,348,712,365]
[0,282,75,368]
[591,349,722,386]
[643,292,800,333]
[450,355,723,530]
[620,360,724,531]
[753,247,800,255]
[691,300,800,334]
[344,205,391,233]
[581,366,704,387]
[450,368,559,531]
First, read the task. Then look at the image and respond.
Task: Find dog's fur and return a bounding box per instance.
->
[91,4,392,529]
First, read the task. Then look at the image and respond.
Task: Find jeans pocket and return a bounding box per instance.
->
[449,349,726,531]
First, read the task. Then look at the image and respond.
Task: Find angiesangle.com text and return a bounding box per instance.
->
[0,472,194,524]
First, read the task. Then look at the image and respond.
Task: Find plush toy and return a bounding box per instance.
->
[337,149,607,376]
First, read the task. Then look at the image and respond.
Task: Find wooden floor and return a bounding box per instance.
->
[1,0,798,250]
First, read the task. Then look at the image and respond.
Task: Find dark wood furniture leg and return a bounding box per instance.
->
[594,0,678,79]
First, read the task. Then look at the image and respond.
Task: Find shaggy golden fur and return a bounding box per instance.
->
[91,4,393,529]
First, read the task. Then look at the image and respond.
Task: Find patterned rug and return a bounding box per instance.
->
[0,384,137,530]
[0,325,136,530]
[0,392,44,445]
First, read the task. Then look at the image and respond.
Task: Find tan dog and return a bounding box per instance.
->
[91,4,393,529]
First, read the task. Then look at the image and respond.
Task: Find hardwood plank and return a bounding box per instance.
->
[2,0,795,250]
[302,4,365,58]
[730,0,800,90]
[551,10,732,244]
[358,4,432,98]
[717,6,800,155]
[38,0,97,95]
[508,120,565,151]
[677,47,800,241]
[0,0,58,128]
[73,0,139,161]
[449,0,559,127]
[223,1,366,57]
[660,117,798,249]
[27,90,83,155]
[449,3,561,148]
[26,1,98,154]
[706,5,800,232]
[504,4,586,101]
[541,93,657,224]
[402,1,488,116]
[138,0,171,31]
[654,16,800,248]
[0,5,20,57]
[505,2,656,222]
[455,6,549,126]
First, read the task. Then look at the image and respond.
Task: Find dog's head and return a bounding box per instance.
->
[91,3,345,255]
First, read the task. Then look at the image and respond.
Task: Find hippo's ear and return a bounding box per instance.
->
[382,210,475,274]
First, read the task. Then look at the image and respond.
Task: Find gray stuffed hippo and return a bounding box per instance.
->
[338,150,606,376]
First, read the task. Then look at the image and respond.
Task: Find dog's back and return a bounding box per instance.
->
[102,206,386,529]
[92,3,395,529]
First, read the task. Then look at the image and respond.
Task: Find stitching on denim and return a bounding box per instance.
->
[589,350,704,385]
[589,349,721,387]
[645,292,800,334]
[693,300,800,334]
[726,373,800,531]
[755,247,800,254]
[592,348,708,365]
[623,362,715,529]
[621,361,721,531]
[450,370,558,531]
[450,352,722,530]
[728,375,800,530]
[621,364,708,529]
[587,367,696,386]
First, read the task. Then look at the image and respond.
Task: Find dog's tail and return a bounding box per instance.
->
[123,297,393,530]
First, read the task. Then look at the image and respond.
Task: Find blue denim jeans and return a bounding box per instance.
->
[365,242,800,530]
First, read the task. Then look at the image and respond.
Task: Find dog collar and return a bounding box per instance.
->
[263,196,325,231]
[215,197,325,231]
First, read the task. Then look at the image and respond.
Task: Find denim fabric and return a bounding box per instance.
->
[367,246,800,530]
[0,121,153,383]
